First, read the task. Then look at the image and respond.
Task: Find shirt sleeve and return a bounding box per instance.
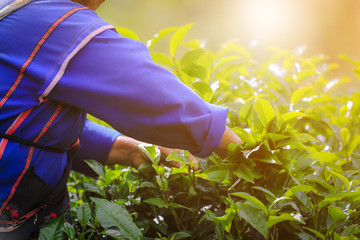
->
[72,119,120,177]
[48,28,228,158]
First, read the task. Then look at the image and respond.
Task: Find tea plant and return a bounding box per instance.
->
[39,24,360,240]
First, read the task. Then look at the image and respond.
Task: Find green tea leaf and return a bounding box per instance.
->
[266,133,291,142]
[144,197,168,208]
[269,197,291,210]
[328,171,351,191]
[152,164,166,175]
[234,163,254,184]
[290,86,314,106]
[147,27,178,50]
[77,203,91,227]
[169,231,192,240]
[338,54,360,67]
[267,213,304,228]
[38,216,66,240]
[252,186,276,201]
[215,224,225,240]
[232,127,256,146]
[196,163,237,183]
[349,135,360,156]
[62,222,75,240]
[105,170,123,185]
[138,143,161,164]
[181,49,206,66]
[296,133,319,143]
[182,64,208,79]
[91,197,143,240]
[306,177,336,195]
[212,56,242,72]
[103,229,125,240]
[139,181,156,189]
[231,192,268,216]
[285,185,316,198]
[203,209,216,222]
[328,205,347,222]
[281,112,307,123]
[297,232,316,240]
[168,203,194,212]
[170,23,194,57]
[310,152,339,164]
[308,94,333,105]
[156,175,168,191]
[303,227,325,240]
[296,69,318,83]
[295,191,316,219]
[239,97,255,123]
[151,52,174,68]
[84,159,105,179]
[182,39,203,49]
[341,128,350,146]
[192,81,213,101]
[166,150,190,164]
[237,202,268,238]
[254,98,275,127]
[115,27,140,41]
[214,206,235,233]
[340,224,360,236]
[82,182,106,197]
[318,192,360,209]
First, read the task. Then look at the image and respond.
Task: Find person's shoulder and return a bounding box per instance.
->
[24,0,105,24]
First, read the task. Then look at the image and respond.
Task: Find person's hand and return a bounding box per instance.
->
[214,126,242,158]
[157,146,198,170]
[105,136,198,169]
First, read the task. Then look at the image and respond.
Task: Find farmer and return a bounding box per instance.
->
[0,0,241,238]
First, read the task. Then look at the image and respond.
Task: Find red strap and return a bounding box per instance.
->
[0,6,88,109]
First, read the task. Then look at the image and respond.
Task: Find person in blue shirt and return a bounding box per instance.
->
[0,0,241,238]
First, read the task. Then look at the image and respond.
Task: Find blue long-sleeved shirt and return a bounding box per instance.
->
[72,119,120,177]
[48,27,228,158]
[0,0,228,208]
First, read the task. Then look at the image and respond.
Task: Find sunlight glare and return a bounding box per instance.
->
[239,0,297,44]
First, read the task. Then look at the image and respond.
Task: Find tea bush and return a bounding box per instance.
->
[39,25,360,240]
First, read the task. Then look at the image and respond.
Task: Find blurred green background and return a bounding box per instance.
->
[97,0,360,88]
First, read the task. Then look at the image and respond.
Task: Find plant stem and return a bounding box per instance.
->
[81,205,85,239]
[173,57,182,77]
[159,175,184,231]
[315,209,320,240]
[234,215,242,239]
[188,166,201,238]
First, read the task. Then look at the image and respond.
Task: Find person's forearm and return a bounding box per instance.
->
[105,136,147,168]
[214,126,242,158]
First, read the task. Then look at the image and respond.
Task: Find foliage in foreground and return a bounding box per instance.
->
[40,25,360,240]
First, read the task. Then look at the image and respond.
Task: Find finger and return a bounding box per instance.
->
[169,160,181,168]
[187,154,199,170]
